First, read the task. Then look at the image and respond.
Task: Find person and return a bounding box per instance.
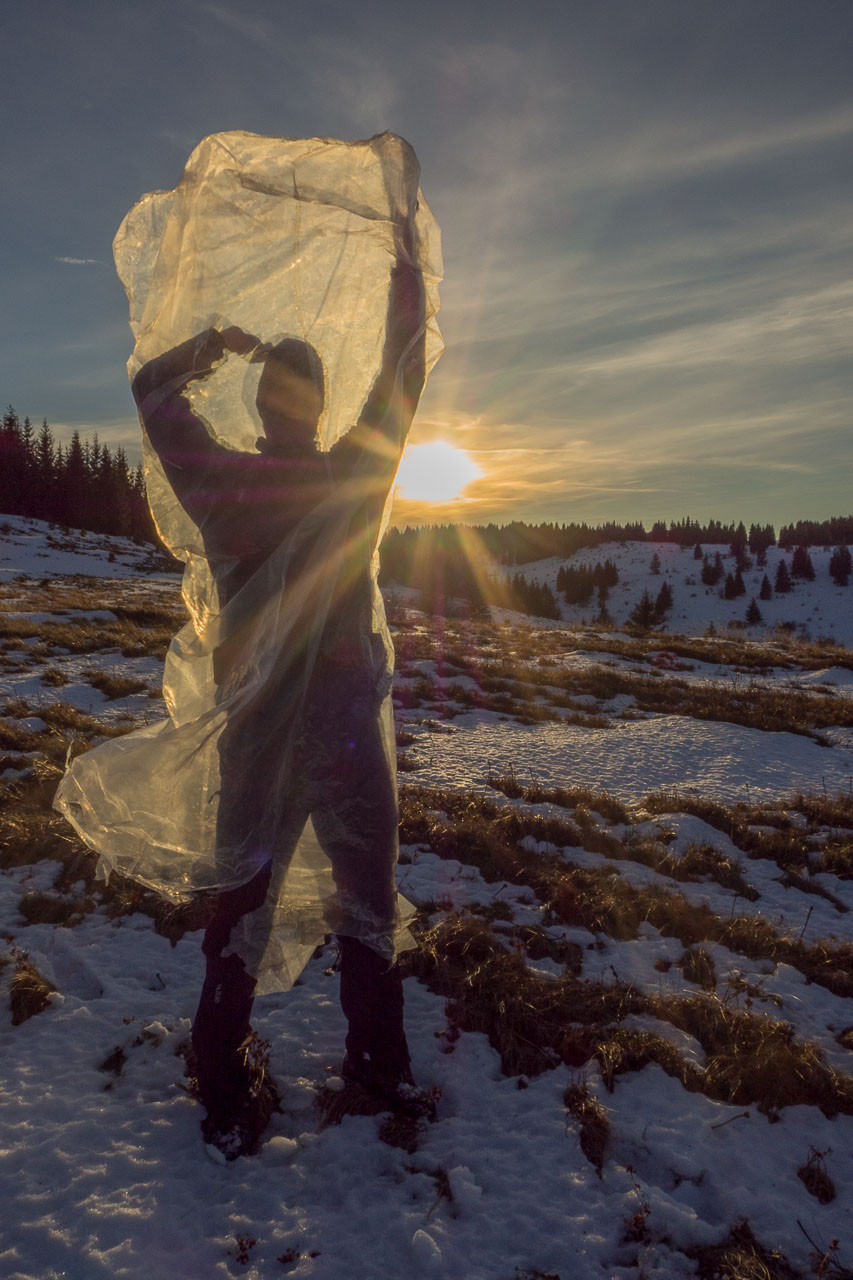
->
[131,225,429,1157]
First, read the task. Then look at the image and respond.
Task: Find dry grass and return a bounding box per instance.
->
[396,614,853,739]
[797,1147,836,1204]
[563,1079,610,1175]
[86,671,149,700]
[486,771,632,824]
[0,764,212,944]
[400,785,853,998]
[410,912,853,1119]
[686,1219,802,1280]
[9,953,56,1025]
[644,790,853,881]
[678,945,717,990]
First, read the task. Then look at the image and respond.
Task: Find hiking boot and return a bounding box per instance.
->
[192,1031,280,1160]
[341,1050,438,1121]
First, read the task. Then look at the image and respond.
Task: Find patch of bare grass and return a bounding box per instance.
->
[686,1218,801,1280]
[655,993,853,1117]
[486,771,631,824]
[563,1079,610,1175]
[797,1147,836,1204]
[87,671,149,700]
[400,786,853,998]
[9,953,56,1025]
[41,666,68,687]
[411,913,853,1118]
[678,946,717,990]
[644,790,852,882]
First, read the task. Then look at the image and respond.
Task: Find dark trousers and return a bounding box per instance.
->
[191,864,411,1106]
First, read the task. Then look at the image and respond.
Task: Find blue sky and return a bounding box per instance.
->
[2,0,852,528]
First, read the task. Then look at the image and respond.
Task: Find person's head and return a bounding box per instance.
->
[255,337,325,450]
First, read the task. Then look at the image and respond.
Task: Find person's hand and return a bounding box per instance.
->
[219,325,260,356]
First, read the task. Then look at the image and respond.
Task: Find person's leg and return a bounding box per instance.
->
[337,934,414,1087]
[306,668,415,1090]
[191,861,272,1117]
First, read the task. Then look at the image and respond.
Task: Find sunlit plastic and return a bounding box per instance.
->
[55,131,442,992]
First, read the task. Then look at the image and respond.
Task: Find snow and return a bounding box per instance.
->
[0,515,175,581]
[405,712,853,804]
[493,540,853,648]
[1,517,852,1278]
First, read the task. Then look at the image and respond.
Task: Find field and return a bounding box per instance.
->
[1,516,852,1279]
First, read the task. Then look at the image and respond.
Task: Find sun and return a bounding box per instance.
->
[395,440,482,504]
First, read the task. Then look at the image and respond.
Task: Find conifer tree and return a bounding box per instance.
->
[745,598,763,625]
[774,558,792,593]
[791,545,815,580]
[759,574,772,601]
[829,545,852,586]
[654,580,673,620]
[628,589,659,630]
[650,552,661,575]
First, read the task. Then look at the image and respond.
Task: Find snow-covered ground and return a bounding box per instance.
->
[1,516,852,1279]
[492,540,853,648]
[403,711,853,804]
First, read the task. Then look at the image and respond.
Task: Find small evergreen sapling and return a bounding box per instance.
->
[628,589,659,630]
[745,597,763,626]
[759,574,772,601]
[654,581,673,619]
[774,558,792,594]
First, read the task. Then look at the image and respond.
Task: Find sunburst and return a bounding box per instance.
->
[395,440,482,504]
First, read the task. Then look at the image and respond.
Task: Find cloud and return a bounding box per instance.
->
[185,0,275,46]
[54,256,103,266]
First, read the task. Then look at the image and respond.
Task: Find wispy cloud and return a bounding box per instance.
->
[54,256,103,266]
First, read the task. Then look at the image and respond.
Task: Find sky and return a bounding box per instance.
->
[2,0,852,530]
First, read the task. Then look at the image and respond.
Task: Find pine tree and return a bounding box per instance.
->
[61,431,87,527]
[829,545,852,586]
[34,419,55,517]
[654,581,673,621]
[629,589,659,630]
[791,545,815,580]
[650,552,661,575]
[701,552,724,587]
[745,598,763,625]
[723,572,738,600]
[774,558,792,594]
[759,574,772,601]
[693,542,703,560]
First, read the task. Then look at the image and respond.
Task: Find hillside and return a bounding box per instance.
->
[0,515,852,1278]
[498,541,853,648]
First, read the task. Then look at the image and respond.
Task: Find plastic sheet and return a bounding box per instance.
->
[55,131,442,992]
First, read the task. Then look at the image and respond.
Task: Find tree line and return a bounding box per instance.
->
[1,406,155,542]
[3,402,851,596]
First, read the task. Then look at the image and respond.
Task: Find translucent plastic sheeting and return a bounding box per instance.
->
[55,132,442,992]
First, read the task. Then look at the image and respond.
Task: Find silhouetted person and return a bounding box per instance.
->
[132,245,427,1156]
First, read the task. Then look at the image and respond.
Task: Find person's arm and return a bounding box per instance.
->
[132,327,256,477]
[133,328,264,554]
[332,223,426,481]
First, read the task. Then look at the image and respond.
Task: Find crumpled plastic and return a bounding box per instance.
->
[55,131,442,992]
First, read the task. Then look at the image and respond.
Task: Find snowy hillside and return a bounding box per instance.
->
[0,515,852,1279]
[496,540,853,648]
